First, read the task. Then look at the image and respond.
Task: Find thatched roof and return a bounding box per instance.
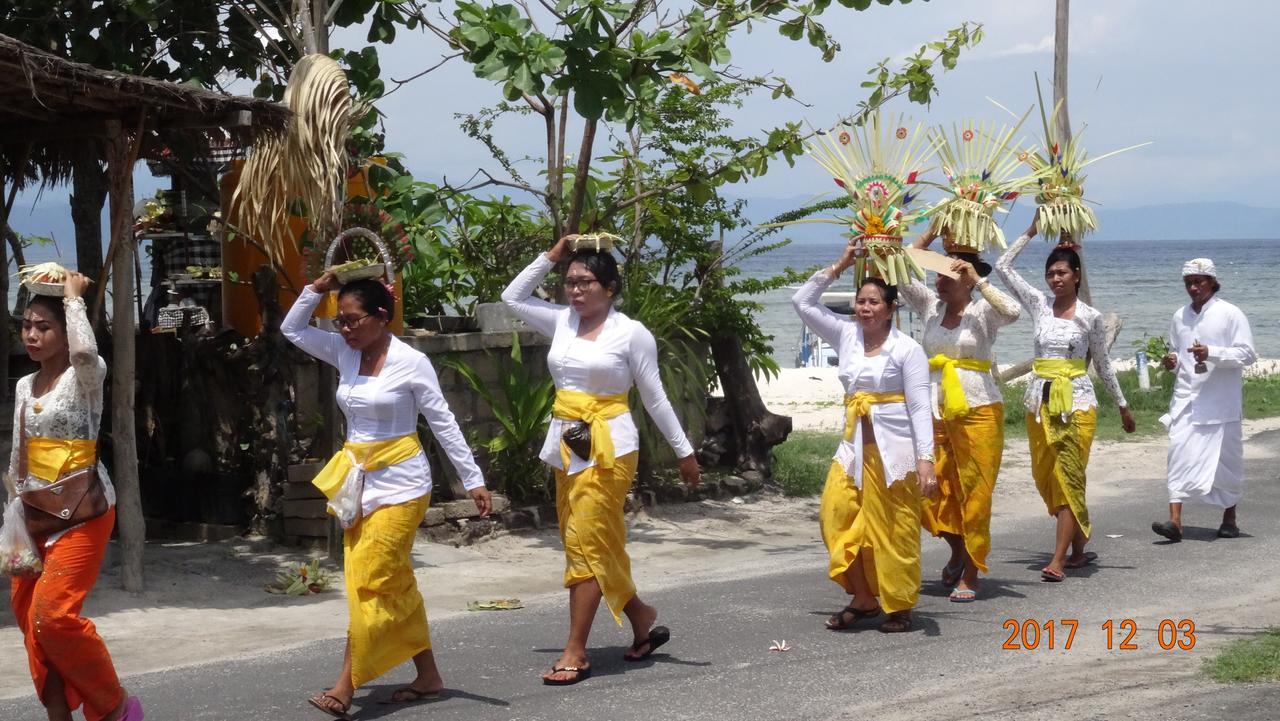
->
[0,33,289,187]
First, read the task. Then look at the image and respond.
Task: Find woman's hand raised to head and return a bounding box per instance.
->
[62,271,92,299]
[829,238,863,278]
[950,259,979,289]
[548,234,580,264]
[1024,211,1039,239]
[912,229,938,250]
[311,271,341,294]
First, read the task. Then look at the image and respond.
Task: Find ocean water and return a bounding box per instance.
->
[740,238,1280,368]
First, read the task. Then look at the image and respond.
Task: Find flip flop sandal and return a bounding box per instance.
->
[1151,521,1183,542]
[378,687,442,705]
[1217,523,1240,538]
[949,587,977,603]
[826,604,882,630]
[1065,551,1098,569]
[543,665,592,686]
[1040,567,1065,582]
[879,612,912,633]
[624,625,671,661]
[307,692,353,720]
[941,562,964,588]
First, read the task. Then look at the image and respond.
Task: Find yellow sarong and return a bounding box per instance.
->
[311,434,422,501]
[921,404,1004,572]
[555,451,639,624]
[928,354,993,420]
[552,390,630,470]
[344,494,431,687]
[1033,358,1087,418]
[1027,408,1097,538]
[27,437,97,481]
[842,391,906,441]
[818,453,923,614]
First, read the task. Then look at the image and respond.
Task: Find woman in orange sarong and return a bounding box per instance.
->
[7,273,143,721]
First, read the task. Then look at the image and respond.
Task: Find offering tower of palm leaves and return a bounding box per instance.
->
[1012,80,1150,245]
[925,110,1048,253]
[775,111,940,287]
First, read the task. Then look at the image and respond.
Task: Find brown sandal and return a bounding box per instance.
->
[826,604,881,630]
[879,612,912,633]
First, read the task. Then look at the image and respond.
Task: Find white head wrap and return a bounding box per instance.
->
[1181,258,1216,278]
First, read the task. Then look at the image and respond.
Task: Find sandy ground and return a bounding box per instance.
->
[2,410,1278,700]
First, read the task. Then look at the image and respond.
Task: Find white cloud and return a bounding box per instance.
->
[990,34,1054,58]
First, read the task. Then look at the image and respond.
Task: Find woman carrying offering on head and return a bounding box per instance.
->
[901,233,1020,602]
[8,273,144,721]
[283,274,491,718]
[792,240,938,633]
[994,217,1135,583]
[501,234,700,686]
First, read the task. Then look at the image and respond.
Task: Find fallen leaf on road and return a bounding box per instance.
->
[467,598,524,611]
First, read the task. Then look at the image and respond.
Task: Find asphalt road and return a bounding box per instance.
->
[3,428,1278,720]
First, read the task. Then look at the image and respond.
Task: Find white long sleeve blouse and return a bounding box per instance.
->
[501,253,695,474]
[995,233,1128,419]
[1164,296,1256,426]
[900,277,1021,416]
[791,270,934,486]
[8,297,115,547]
[282,287,485,515]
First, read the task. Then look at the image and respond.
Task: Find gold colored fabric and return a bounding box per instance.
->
[554,451,640,624]
[311,434,422,501]
[26,437,96,482]
[842,391,907,442]
[1032,358,1087,417]
[927,354,993,420]
[1027,409,1097,537]
[921,403,1004,572]
[818,454,923,614]
[344,494,432,687]
[552,389,630,470]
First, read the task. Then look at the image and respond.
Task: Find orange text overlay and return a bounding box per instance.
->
[1001,619,1197,651]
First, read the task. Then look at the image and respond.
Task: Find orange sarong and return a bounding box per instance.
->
[9,508,124,721]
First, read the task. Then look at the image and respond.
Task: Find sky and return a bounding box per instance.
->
[9,0,1280,244]
[343,0,1280,210]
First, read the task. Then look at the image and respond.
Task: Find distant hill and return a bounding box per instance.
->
[731,196,1280,244]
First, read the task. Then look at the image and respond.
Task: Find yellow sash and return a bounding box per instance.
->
[928,354,993,420]
[27,438,97,482]
[552,389,630,469]
[311,434,422,501]
[842,391,906,441]
[1033,358,1087,417]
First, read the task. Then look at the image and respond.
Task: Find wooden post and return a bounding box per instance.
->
[107,120,146,592]
[1052,0,1095,305]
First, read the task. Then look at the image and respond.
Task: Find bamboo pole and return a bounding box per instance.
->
[1052,0,1094,305]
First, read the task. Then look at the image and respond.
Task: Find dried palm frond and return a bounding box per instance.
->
[231,54,359,263]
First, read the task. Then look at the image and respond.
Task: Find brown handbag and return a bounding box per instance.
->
[15,401,109,537]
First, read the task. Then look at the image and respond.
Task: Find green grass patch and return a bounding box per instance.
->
[1205,628,1280,683]
[1002,370,1280,443]
[772,431,840,496]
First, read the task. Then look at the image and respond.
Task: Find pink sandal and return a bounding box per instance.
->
[120,696,145,721]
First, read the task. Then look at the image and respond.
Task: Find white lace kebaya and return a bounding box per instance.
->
[501,253,694,475]
[994,233,1127,421]
[8,297,115,547]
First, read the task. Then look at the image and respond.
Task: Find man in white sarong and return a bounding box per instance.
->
[1151,258,1256,543]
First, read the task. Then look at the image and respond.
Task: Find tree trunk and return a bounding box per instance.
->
[0,184,9,402]
[4,224,31,316]
[248,265,292,536]
[71,139,108,285]
[108,134,145,592]
[709,335,792,476]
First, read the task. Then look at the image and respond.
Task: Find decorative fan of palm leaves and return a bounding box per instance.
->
[770,111,941,287]
[925,109,1048,253]
[1010,80,1151,243]
[231,54,362,263]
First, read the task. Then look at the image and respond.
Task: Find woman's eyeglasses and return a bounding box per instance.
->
[563,278,599,293]
[333,313,371,330]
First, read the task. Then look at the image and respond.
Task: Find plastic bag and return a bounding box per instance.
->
[1,499,43,577]
[327,455,364,529]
